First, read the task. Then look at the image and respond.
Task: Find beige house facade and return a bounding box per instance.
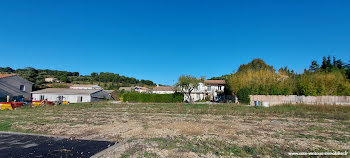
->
[183,80,226,102]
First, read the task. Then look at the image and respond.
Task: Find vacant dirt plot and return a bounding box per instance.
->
[0,103,349,157]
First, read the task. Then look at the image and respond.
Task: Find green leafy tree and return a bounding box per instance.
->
[309,60,319,72]
[176,75,200,102]
[60,74,70,83]
[16,67,38,83]
[236,87,251,104]
[0,67,15,73]
[346,61,350,79]
[296,71,350,96]
[237,58,275,73]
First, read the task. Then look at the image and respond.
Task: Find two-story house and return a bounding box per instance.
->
[204,80,226,101]
[0,74,33,101]
[184,80,226,102]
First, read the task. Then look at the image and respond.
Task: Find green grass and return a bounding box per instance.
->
[120,144,143,158]
[142,152,158,157]
[0,121,11,131]
[331,135,350,143]
[0,119,33,133]
[147,137,179,150]
[135,103,350,120]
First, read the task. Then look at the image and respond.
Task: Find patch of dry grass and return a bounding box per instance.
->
[0,102,349,157]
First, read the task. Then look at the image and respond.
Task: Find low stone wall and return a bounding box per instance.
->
[249,95,350,106]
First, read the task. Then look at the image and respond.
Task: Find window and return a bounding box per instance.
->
[57,96,64,101]
[40,95,45,101]
[218,86,222,90]
[207,86,211,91]
[19,85,25,91]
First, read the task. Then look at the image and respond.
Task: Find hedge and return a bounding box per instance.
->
[121,92,184,103]
[236,87,251,104]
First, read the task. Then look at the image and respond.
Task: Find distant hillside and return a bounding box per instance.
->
[0,67,156,90]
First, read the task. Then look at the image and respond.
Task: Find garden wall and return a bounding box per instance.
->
[249,95,350,106]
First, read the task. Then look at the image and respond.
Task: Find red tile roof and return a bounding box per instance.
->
[204,80,226,85]
[0,74,17,79]
[153,86,174,91]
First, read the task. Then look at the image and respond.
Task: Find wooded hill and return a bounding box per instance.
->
[0,67,156,90]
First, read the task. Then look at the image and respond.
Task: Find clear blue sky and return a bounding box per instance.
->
[0,0,349,85]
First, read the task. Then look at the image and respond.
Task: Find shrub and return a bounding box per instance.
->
[296,71,350,96]
[237,87,251,104]
[121,92,184,103]
[51,84,69,88]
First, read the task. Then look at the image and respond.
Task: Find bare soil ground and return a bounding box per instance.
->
[0,102,349,157]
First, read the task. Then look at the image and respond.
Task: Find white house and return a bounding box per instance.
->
[204,80,225,101]
[69,84,103,90]
[31,88,109,103]
[152,86,175,94]
[45,77,59,83]
[183,80,226,102]
[119,86,150,93]
[134,86,149,93]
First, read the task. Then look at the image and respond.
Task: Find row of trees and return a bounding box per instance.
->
[88,72,156,90]
[1,67,79,87]
[174,56,349,103]
[90,72,155,86]
[0,67,156,90]
[224,57,350,103]
[1,67,79,78]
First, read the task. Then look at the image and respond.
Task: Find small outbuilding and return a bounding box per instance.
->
[31,88,109,103]
[104,90,120,100]
[45,77,59,83]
